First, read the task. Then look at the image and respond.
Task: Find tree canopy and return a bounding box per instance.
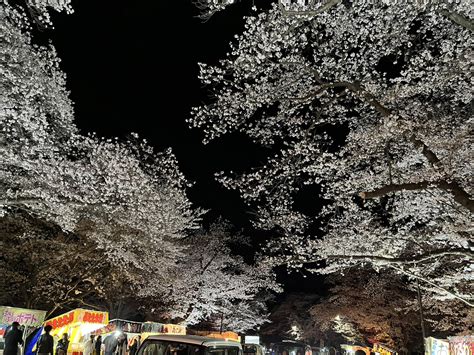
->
[1,0,279,330]
[190,1,473,305]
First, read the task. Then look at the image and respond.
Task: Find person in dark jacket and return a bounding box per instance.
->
[115,334,127,355]
[36,325,54,355]
[4,322,23,355]
[128,337,138,355]
[55,333,69,355]
[103,334,118,355]
[94,335,102,355]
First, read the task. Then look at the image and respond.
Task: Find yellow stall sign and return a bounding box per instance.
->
[44,309,109,354]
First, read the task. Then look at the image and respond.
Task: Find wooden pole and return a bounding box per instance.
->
[417,280,426,353]
[220,312,224,334]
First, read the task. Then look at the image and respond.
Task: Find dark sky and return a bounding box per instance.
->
[49,0,325,294]
[50,0,266,227]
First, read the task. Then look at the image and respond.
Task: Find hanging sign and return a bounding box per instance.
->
[162,324,186,335]
[0,307,47,327]
[45,309,108,329]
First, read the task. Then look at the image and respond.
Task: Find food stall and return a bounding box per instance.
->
[92,319,143,348]
[44,309,108,355]
[425,337,450,355]
[448,336,474,355]
[372,344,397,355]
[340,345,371,355]
[93,319,142,336]
[140,322,186,341]
[0,306,47,355]
[187,330,239,342]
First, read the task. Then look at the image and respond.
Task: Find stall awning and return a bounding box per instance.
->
[45,309,108,330]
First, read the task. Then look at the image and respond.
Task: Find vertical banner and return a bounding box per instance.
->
[425,337,450,355]
[449,336,474,355]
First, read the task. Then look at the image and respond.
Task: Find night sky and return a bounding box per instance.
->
[50,0,264,226]
[49,0,324,294]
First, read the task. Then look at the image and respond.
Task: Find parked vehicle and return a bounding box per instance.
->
[311,347,329,355]
[243,344,264,355]
[269,341,312,355]
[137,335,242,355]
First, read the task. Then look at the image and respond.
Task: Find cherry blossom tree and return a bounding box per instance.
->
[195,0,473,30]
[405,296,474,336]
[1,210,109,315]
[190,1,473,305]
[3,1,282,329]
[306,271,473,349]
[263,270,471,351]
[3,0,203,317]
[1,1,77,167]
[2,1,205,287]
[1,209,166,319]
[261,293,319,341]
[155,222,281,331]
[3,133,205,285]
[10,0,74,26]
[306,271,423,351]
[193,0,237,21]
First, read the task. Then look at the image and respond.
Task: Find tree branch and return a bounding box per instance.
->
[277,0,474,32]
[360,136,474,212]
[359,180,474,212]
[284,81,391,117]
[387,265,473,307]
[303,251,473,306]
[201,249,221,274]
[347,81,392,117]
[437,9,474,32]
[324,249,473,265]
[279,0,343,16]
[409,135,441,166]
[71,298,102,310]
[360,181,432,199]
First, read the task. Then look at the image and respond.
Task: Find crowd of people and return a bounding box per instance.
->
[3,322,140,355]
[98,332,140,355]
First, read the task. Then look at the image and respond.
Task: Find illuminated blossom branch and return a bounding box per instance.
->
[190,1,474,303]
[193,0,237,21]
[2,0,205,298]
